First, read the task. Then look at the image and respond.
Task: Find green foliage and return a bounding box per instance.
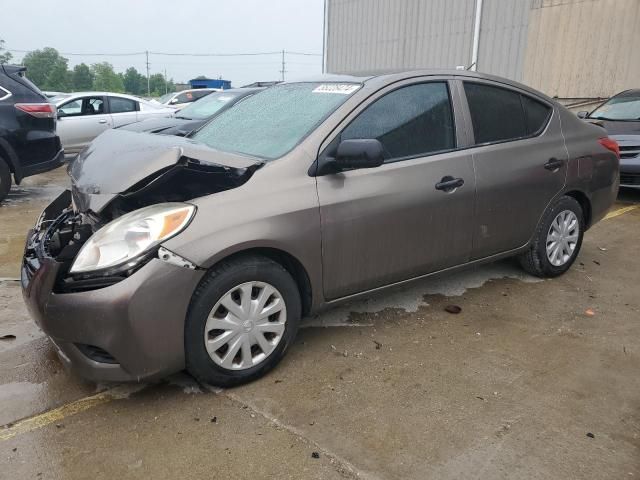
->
[123,67,145,95]
[91,62,124,92]
[71,63,93,91]
[0,39,12,65]
[22,47,69,90]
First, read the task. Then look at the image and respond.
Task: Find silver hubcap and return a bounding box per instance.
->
[546,210,579,267]
[204,281,287,370]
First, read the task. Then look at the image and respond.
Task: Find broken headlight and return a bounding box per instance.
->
[70,203,195,274]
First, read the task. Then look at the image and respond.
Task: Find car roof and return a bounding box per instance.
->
[285,69,556,103]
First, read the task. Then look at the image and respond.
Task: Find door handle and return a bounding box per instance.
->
[544,158,564,171]
[98,119,107,124]
[435,176,464,192]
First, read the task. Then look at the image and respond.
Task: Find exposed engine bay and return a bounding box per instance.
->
[24,130,263,293]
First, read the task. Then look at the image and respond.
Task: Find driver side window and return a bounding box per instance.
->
[58,97,105,117]
[341,82,456,161]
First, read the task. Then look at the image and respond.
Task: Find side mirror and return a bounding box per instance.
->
[334,139,384,170]
[169,98,179,105]
[57,109,65,118]
[577,111,589,119]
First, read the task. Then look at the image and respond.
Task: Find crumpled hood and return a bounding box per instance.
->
[68,129,260,213]
[118,116,202,135]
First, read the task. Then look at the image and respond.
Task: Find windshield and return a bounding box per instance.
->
[192,82,361,159]
[590,93,640,121]
[177,91,245,120]
[157,93,174,104]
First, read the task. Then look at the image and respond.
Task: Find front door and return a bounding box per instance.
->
[316,80,475,300]
[461,81,568,259]
[57,96,112,153]
[108,96,139,128]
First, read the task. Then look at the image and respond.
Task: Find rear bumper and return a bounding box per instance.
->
[21,148,65,178]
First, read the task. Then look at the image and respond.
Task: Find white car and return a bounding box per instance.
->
[155,88,219,109]
[55,92,175,154]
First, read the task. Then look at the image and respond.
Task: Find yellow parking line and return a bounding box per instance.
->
[0,385,145,441]
[604,205,638,220]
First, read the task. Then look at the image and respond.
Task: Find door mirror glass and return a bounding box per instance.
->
[57,109,66,118]
[577,111,589,119]
[335,139,384,170]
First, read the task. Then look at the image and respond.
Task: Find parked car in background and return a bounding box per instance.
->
[155,88,219,109]
[22,71,619,386]
[121,87,264,136]
[579,89,640,188]
[0,65,63,202]
[55,92,175,154]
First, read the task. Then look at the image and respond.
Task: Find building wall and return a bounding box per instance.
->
[522,0,640,98]
[325,0,640,99]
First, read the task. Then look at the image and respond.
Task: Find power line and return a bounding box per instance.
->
[8,48,322,57]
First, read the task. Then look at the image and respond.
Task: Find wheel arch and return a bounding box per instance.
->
[563,189,592,229]
[0,137,23,183]
[204,247,313,318]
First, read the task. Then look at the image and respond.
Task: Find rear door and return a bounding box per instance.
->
[316,79,476,300]
[56,96,111,153]
[108,95,139,127]
[460,80,567,259]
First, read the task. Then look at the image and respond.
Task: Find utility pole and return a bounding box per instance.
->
[145,50,150,95]
[280,49,286,82]
[164,68,168,94]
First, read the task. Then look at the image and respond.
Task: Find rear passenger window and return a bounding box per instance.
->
[341,82,455,161]
[464,82,552,145]
[464,83,527,144]
[521,95,551,135]
[109,97,137,113]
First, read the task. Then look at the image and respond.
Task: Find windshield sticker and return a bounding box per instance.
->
[312,84,361,95]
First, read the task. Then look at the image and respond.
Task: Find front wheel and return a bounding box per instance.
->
[518,196,584,278]
[185,255,301,387]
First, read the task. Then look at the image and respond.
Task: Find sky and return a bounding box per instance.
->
[1,0,325,87]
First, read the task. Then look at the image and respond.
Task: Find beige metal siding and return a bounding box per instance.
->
[523,0,640,98]
[477,0,531,81]
[325,0,477,75]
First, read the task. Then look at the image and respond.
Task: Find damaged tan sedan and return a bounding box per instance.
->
[22,71,619,386]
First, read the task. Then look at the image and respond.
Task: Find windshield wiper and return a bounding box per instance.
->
[174,115,192,120]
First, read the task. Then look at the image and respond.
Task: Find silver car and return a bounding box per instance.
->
[55,92,175,154]
[22,71,619,387]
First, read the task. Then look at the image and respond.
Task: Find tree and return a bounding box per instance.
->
[91,62,124,92]
[123,67,145,95]
[22,48,69,90]
[0,39,12,65]
[71,63,93,91]
[148,73,167,96]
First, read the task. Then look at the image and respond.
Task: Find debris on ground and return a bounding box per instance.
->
[373,340,382,350]
[211,417,217,423]
[444,305,462,314]
[598,247,608,251]
[586,432,595,438]
[311,452,320,459]
[0,334,16,340]
[585,309,596,317]
[593,260,601,266]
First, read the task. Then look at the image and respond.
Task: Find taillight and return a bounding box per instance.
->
[14,103,56,119]
[599,137,620,158]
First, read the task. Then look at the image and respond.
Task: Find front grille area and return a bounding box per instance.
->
[75,344,118,364]
[619,144,640,159]
[620,173,640,186]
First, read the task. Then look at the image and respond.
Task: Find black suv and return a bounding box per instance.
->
[0,64,64,202]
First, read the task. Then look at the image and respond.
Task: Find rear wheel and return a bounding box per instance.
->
[0,159,11,203]
[185,255,301,387]
[518,196,584,278]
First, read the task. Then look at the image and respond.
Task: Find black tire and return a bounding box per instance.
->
[518,195,584,278]
[185,254,302,387]
[0,158,11,204]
